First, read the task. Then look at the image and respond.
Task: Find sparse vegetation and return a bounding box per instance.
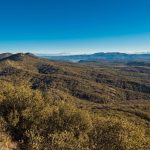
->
[0,82,149,149]
[0,53,150,149]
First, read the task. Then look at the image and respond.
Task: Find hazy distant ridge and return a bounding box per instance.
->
[38,52,150,62]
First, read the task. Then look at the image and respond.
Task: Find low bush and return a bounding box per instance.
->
[0,82,149,150]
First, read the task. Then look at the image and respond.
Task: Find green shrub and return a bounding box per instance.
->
[47,104,93,135]
[0,117,17,149]
[89,117,150,150]
[0,82,149,150]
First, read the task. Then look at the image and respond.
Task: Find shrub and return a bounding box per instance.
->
[89,117,150,150]
[47,104,93,135]
[0,82,149,150]
[0,117,17,149]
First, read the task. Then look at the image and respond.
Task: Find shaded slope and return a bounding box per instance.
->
[0,53,12,60]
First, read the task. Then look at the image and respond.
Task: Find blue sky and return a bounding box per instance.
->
[0,0,150,54]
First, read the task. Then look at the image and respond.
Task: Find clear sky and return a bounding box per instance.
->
[0,0,150,54]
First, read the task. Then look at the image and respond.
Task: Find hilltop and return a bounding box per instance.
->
[0,52,12,60]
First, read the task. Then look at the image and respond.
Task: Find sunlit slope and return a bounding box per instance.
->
[0,53,150,103]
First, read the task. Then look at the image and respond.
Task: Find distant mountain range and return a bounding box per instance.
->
[38,52,150,62]
[2,52,150,63]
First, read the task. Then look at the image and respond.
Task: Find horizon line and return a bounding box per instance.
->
[1,51,150,56]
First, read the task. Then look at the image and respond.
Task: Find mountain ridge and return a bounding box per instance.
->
[38,52,150,62]
[0,53,12,60]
